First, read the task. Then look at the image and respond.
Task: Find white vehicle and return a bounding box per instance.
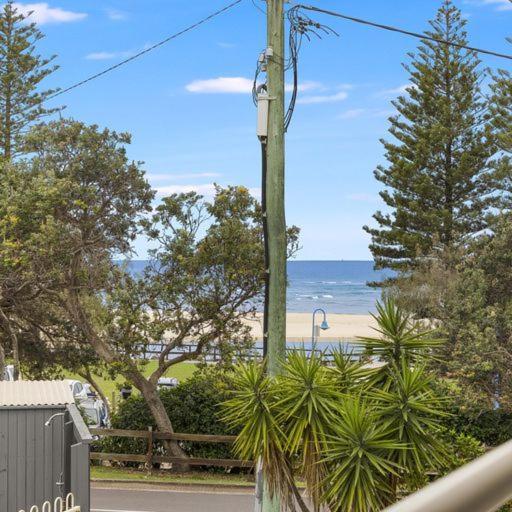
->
[65,379,89,401]
[2,365,14,381]
[79,398,110,428]
[66,379,110,428]
[83,383,98,398]
[157,377,179,390]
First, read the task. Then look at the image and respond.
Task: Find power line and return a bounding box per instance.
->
[296,4,512,61]
[47,0,244,101]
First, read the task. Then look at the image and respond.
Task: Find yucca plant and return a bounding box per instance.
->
[221,362,296,509]
[329,346,371,393]
[370,361,448,496]
[356,298,442,388]
[323,398,404,512]
[221,299,447,512]
[276,349,342,511]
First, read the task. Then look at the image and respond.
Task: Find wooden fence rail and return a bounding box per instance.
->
[89,427,253,469]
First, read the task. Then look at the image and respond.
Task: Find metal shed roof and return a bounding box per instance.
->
[0,380,74,407]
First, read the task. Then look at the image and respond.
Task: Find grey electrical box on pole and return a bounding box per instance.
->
[257,92,270,139]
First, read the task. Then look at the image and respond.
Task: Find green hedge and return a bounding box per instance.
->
[98,367,239,466]
[444,409,512,447]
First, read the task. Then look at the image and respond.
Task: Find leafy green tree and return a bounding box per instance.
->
[9,119,299,466]
[0,1,59,161]
[0,160,66,379]
[440,217,512,410]
[394,216,512,411]
[0,0,60,377]
[488,64,512,213]
[365,1,495,280]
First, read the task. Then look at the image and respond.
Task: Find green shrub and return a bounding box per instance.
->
[435,377,512,447]
[439,428,485,472]
[98,366,239,465]
[445,410,512,446]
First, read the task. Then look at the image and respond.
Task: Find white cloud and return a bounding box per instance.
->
[297,91,348,105]
[377,83,418,97]
[156,184,218,197]
[285,81,323,93]
[372,109,395,118]
[86,42,154,61]
[382,84,409,95]
[338,108,366,119]
[106,8,128,20]
[338,108,394,120]
[217,42,236,49]
[185,77,324,94]
[155,183,261,200]
[186,77,253,94]
[147,172,221,181]
[475,0,512,11]
[86,51,122,61]
[12,2,87,24]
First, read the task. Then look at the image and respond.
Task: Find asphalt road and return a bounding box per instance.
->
[91,485,254,512]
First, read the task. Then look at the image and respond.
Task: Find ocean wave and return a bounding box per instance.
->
[322,295,334,298]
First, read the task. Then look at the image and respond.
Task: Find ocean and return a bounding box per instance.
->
[286,261,390,314]
[125,260,390,315]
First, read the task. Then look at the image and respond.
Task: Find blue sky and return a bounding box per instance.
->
[17,0,512,260]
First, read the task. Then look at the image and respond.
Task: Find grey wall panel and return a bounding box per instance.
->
[0,407,70,512]
[71,442,90,512]
[0,410,7,512]
[0,406,90,512]
[25,409,35,508]
[34,409,45,506]
[8,409,17,512]
[17,410,26,509]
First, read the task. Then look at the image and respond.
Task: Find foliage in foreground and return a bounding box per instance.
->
[222,299,452,512]
[393,216,512,412]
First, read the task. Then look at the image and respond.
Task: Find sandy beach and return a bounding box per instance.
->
[244,313,378,341]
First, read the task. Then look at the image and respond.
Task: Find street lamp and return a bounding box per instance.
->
[312,308,329,344]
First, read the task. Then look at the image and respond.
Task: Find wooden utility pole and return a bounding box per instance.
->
[265,0,286,377]
[260,1,286,511]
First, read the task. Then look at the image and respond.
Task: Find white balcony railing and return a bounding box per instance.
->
[19,493,80,512]
[384,440,512,512]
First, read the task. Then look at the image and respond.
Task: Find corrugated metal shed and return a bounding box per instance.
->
[0,382,90,512]
[0,380,74,407]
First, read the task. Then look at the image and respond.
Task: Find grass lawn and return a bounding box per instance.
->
[63,361,197,403]
[91,465,254,487]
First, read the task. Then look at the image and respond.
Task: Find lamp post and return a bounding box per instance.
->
[312,308,329,344]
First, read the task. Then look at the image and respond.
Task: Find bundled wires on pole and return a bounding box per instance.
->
[284,6,337,129]
[251,6,337,129]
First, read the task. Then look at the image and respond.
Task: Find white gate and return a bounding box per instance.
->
[19,493,80,512]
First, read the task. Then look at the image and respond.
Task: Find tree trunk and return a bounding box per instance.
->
[0,342,5,381]
[127,370,190,471]
[0,310,20,379]
[65,288,189,470]
[11,334,19,380]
